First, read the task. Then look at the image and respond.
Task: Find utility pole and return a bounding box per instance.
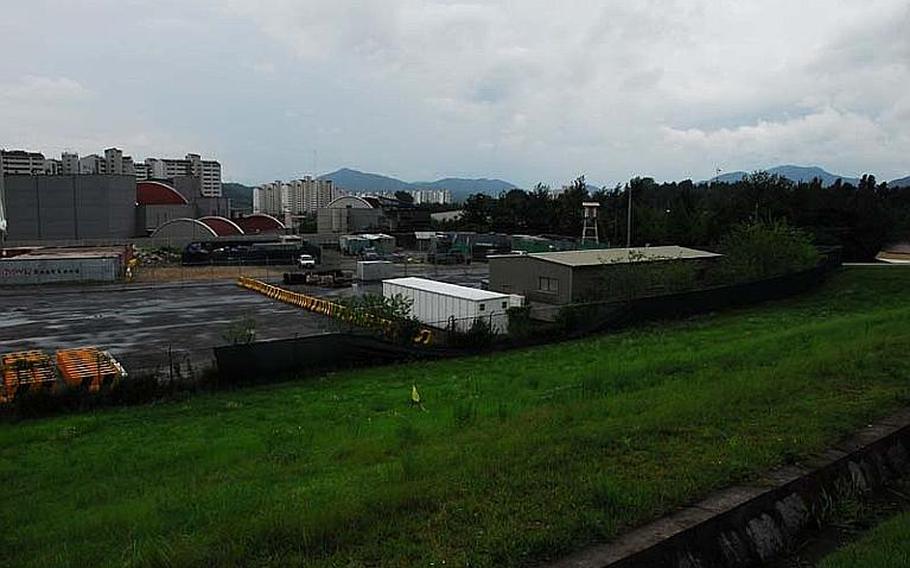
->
[626,183,632,248]
[0,157,6,254]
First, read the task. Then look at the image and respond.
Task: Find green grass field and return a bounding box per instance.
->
[2,267,910,567]
[820,512,910,568]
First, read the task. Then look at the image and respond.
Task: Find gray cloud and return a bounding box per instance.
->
[0,0,907,185]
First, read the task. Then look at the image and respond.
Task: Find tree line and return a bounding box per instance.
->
[449,172,910,261]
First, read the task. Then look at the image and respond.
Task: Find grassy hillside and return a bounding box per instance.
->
[2,267,910,567]
[820,512,910,567]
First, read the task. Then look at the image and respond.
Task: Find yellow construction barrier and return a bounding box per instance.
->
[237,277,433,345]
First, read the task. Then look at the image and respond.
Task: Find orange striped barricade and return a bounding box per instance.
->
[1,351,57,403]
[56,348,126,392]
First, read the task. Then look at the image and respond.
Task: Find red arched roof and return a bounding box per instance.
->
[236,213,286,234]
[198,216,244,236]
[137,181,189,205]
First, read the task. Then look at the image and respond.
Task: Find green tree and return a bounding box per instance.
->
[715,220,819,283]
[394,190,414,204]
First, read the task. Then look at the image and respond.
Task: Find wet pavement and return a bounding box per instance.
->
[0,262,491,370]
[0,281,336,368]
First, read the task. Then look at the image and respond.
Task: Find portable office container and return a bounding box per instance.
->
[356,260,396,282]
[382,277,523,334]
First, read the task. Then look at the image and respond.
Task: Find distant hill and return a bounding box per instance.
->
[890,175,910,187]
[318,168,517,201]
[222,182,254,212]
[711,165,860,186]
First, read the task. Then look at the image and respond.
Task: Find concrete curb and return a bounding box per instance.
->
[549,408,910,568]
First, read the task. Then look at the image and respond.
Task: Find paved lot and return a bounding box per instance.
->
[0,262,491,371]
[0,282,337,369]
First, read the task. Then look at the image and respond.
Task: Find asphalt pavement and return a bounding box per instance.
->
[0,282,336,369]
[0,262,492,371]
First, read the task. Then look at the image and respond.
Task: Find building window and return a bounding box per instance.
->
[538,276,559,293]
[479,304,486,311]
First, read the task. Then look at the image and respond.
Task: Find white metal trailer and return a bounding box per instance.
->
[382,277,523,334]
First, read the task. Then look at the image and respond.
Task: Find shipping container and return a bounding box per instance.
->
[382,277,523,334]
[0,255,120,285]
[356,260,396,281]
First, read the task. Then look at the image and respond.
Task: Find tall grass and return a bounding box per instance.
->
[819,512,910,568]
[1,267,909,567]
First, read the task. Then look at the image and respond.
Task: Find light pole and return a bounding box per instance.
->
[626,183,632,248]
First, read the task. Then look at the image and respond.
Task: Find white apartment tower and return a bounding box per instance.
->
[61,152,80,175]
[134,162,149,181]
[79,154,106,174]
[2,148,221,193]
[146,153,222,197]
[254,181,284,216]
[254,177,339,216]
[0,150,47,175]
[43,159,61,175]
[410,188,452,205]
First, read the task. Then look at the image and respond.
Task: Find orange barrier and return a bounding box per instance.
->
[237,277,433,345]
[1,351,56,403]
[56,348,125,392]
[0,348,127,404]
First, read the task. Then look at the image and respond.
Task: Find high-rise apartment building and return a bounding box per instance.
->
[0,150,47,175]
[43,159,62,175]
[3,147,222,197]
[134,162,149,181]
[254,177,340,216]
[410,188,452,205]
[79,154,106,174]
[146,153,221,197]
[61,152,80,175]
[100,148,136,176]
[254,181,283,216]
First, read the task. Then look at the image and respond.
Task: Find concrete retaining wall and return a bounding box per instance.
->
[550,409,910,568]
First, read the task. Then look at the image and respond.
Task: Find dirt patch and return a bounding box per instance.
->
[132,264,294,283]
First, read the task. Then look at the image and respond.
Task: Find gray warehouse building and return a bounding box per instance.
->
[488,246,721,305]
[3,174,136,242]
[317,195,385,234]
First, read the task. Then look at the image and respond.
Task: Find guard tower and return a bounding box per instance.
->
[581,201,600,245]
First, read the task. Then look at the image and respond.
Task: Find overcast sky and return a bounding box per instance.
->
[1,1,907,187]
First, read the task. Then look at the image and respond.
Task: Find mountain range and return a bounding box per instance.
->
[224,165,910,206]
[222,182,254,211]
[710,165,910,187]
[317,168,517,200]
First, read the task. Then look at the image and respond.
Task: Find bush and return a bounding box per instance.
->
[506,306,534,340]
[222,316,257,345]
[338,294,422,343]
[447,317,496,349]
[584,250,701,303]
[715,220,820,283]
[555,303,626,336]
